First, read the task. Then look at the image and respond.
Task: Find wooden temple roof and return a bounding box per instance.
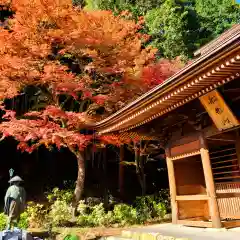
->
[95,24,240,135]
[193,25,240,57]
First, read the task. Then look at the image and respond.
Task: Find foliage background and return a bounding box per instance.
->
[83,0,240,60]
[0,188,170,229]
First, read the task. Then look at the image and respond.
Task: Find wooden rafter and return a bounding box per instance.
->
[111,131,159,142]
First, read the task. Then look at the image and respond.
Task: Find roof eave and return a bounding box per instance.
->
[95,25,240,133]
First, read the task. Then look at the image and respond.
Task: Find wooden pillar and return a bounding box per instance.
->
[119,144,124,196]
[199,135,222,228]
[235,130,240,167]
[165,147,178,224]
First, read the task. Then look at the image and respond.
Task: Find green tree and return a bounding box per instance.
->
[145,0,200,59]
[85,0,163,17]
[84,0,124,11]
[89,0,240,60]
[195,0,240,44]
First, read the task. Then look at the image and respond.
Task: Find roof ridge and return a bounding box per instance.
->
[194,24,240,57]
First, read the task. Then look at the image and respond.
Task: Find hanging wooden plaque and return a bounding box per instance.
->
[199,89,239,130]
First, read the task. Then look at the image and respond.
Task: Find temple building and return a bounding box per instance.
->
[95,24,240,228]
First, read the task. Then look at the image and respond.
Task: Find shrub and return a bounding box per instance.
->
[47,187,73,204]
[77,202,114,227]
[77,200,88,215]
[135,195,167,223]
[89,203,106,226]
[77,200,91,227]
[135,196,154,223]
[152,202,167,219]
[0,212,28,231]
[78,203,106,227]
[77,202,138,227]
[156,189,171,213]
[113,204,137,226]
[46,187,74,227]
[103,211,115,226]
[47,188,169,227]
[48,199,72,226]
[0,187,170,229]
[0,213,7,231]
[0,212,29,230]
[18,212,29,229]
[26,202,47,228]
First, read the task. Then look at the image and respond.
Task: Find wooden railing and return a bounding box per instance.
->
[210,145,240,183]
[216,182,240,219]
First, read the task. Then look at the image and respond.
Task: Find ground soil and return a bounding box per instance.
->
[29,226,132,240]
[29,220,170,239]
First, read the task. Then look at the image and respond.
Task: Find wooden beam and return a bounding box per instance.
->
[217,193,240,198]
[207,132,237,142]
[176,195,209,201]
[222,220,240,229]
[170,151,200,161]
[177,220,213,228]
[207,138,235,142]
[199,135,222,228]
[214,175,240,181]
[170,140,200,157]
[204,124,240,138]
[165,148,178,224]
[170,132,199,148]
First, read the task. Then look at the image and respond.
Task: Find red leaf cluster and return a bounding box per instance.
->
[0,0,158,101]
[0,0,180,106]
[141,59,183,88]
[0,0,182,152]
[0,106,93,153]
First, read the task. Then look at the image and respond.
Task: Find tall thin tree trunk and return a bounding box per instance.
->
[119,145,124,197]
[74,151,85,203]
[134,141,147,196]
[71,150,85,217]
[139,154,146,196]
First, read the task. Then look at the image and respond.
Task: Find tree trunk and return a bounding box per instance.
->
[72,150,85,216]
[134,141,147,196]
[134,142,145,195]
[139,154,146,196]
[119,145,124,197]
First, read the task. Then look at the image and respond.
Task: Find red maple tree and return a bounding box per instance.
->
[0,0,180,204]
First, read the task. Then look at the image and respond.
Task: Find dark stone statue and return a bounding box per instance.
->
[4,176,26,230]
